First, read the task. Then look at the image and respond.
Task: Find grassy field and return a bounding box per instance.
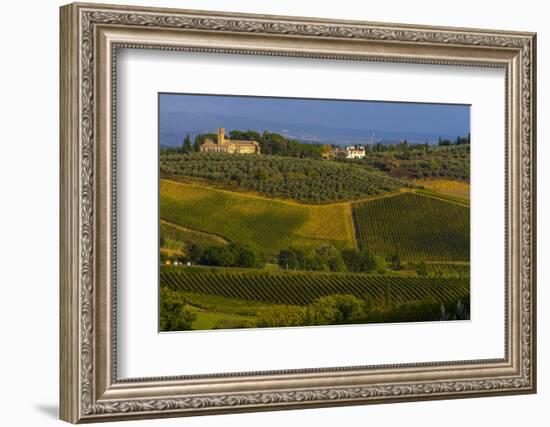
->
[185,305,254,330]
[160,247,184,258]
[352,192,469,261]
[414,179,470,202]
[161,266,470,306]
[179,292,273,330]
[160,179,356,258]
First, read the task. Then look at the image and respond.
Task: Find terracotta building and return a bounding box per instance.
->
[200,128,261,154]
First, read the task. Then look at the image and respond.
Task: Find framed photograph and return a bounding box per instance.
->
[157,94,472,333]
[60,2,537,423]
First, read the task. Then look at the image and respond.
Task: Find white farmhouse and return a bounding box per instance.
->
[345,145,366,159]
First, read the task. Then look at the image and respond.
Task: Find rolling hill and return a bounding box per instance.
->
[352,192,469,261]
[160,179,356,259]
[160,152,406,203]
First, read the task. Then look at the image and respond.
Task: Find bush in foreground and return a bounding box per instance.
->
[159,288,197,331]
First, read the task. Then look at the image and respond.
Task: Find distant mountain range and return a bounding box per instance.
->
[159,111,462,147]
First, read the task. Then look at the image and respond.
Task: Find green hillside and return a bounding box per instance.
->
[352,192,469,261]
[160,179,356,259]
[160,152,406,203]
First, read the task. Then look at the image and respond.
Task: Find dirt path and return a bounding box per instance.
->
[160,219,230,245]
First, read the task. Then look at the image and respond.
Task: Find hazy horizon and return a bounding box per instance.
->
[159,93,470,146]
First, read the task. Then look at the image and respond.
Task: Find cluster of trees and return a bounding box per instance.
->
[276,245,459,278]
[161,242,259,268]
[341,144,470,180]
[255,294,470,328]
[229,130,329,158]
[277,245,388,274]
[438,134,471,146]
[278,245,346,272]
[341,248,389,272]
[161,237,448,278]
[160,152,404,203]
[187,243,258,268]
[253,131,326,158]
[163,239,422,275]
[256,294,367,327]
[159,288,197,331]
[180,134,193,153]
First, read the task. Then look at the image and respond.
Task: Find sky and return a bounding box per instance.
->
[160,93,470,138]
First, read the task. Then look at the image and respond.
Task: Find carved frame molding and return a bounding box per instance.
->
[60,2,536,423]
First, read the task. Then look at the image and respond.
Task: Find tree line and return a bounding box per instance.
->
[164,239,410,275]
[255,294,470,328]
[160,286,470,331]
[162,242,259,269]
[277,245,389,274]
[360,134,470,153]
[162,239,462,279]
[165,129,470,159]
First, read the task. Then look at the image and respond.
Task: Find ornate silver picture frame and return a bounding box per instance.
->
[60,2,536,423]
